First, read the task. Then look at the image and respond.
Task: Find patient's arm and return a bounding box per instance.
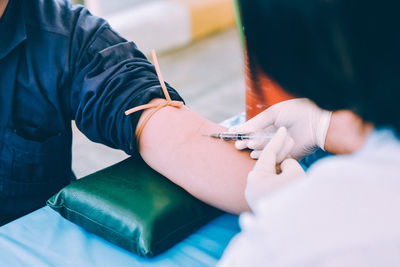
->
[138,99,254,214]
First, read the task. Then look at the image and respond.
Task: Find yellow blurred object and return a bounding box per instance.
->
[172,0,236,40]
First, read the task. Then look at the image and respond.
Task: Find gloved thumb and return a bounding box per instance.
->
[229,107,279,151]
[253,127,288,174]
[249,134,294,160]
[280,158,306,178]
[229,116,269,150]
[229,107,277,134]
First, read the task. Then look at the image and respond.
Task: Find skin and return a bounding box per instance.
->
[138,99,253,214]
[325,111,373,155]
[0,0,8,18]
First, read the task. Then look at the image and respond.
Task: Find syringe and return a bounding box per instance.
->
[206,131,275,141]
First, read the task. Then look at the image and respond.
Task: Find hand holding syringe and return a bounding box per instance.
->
[205,131,275,141]
[205,127,278,159]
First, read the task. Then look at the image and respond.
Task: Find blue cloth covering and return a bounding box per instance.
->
[0,207,239,266]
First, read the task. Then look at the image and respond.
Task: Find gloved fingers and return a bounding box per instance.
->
[253,127,288,174]
[234,140,265,151]
[244,171,271,210]
[276,135,294,162]
[235,140,248,150]
[247,138,269,150]
[229,107,278,134]
[250,150,262,159]
[234,127,276,151]
[280,158,306,178]
[248,134,287,159]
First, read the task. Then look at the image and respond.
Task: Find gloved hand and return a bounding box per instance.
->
[245,127,305,210]
[230,98,332,160]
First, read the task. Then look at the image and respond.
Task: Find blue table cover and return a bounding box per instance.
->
[0,207,239,266]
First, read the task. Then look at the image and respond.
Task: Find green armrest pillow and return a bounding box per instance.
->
[47,157,222,257]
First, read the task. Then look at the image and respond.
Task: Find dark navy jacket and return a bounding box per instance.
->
[0,0,182,225]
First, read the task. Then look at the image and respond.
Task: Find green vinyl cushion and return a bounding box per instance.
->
[47,157,222,257]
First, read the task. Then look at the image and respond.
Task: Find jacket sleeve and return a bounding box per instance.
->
[68,7,184,155]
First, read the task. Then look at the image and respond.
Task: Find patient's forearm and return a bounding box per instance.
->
[138,101,254,214]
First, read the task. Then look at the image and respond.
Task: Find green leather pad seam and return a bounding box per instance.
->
[49,203,134,244]
[50,202,220,248]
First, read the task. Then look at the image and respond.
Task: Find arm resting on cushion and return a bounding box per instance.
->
[138,99,255,214]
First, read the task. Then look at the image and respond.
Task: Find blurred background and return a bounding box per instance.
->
[71,0,246,177]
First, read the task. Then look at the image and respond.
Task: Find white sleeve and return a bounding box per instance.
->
[217,212,273,267]
[217,152,400,267]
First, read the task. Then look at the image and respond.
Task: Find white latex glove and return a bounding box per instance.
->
[230,98,332,160]
[245,127,306,210]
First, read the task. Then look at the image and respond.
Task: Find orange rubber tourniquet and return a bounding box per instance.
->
[125,50,184,144]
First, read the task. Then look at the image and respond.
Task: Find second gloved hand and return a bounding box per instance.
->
[230,98,332,160]
[245,127,306,210]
